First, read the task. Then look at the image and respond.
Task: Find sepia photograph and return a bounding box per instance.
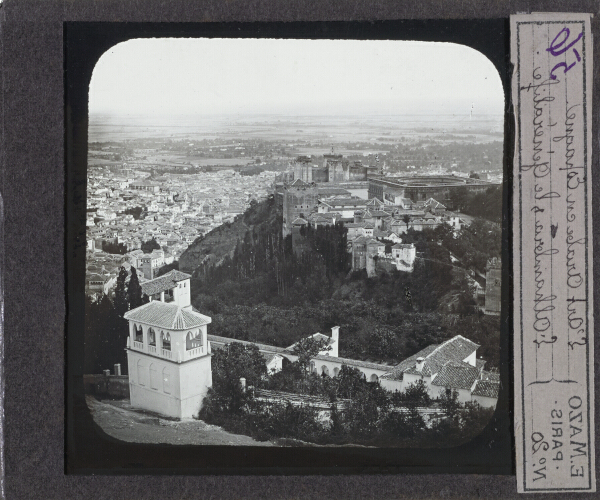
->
[81,37,505,450]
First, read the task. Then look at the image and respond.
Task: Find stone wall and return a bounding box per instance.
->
[83,374,130,399]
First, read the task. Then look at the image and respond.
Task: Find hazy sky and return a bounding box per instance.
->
[89,38,504,118]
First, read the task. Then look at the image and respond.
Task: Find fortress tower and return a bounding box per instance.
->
[292,156,313,182]
[282,179,318,237]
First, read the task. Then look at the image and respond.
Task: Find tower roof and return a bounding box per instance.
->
[124,300,211,330]
[141,269,191,297]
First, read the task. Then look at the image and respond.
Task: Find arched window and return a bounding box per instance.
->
[137,360,146,386]
[161,331,171,351]
[148,328,156,346]
[134,324,143,343]
[321,365,329,377]
[310,361,316,373]
[333,367,340,377]
[186,330,202,350]
[149,363,158,389]
[163,367,171,394]
[370,374,379,383]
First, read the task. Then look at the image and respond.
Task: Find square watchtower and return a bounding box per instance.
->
[124,270,212,419]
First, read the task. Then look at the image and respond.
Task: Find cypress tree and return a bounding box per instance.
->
[113,266,129,318]
[127,266,144,310]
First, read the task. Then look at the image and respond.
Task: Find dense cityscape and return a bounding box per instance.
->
[86,115,503,293]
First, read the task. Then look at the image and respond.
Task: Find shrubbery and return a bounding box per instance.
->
[198,341,495,447]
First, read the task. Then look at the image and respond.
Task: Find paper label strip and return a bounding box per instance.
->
[511,12,595,493]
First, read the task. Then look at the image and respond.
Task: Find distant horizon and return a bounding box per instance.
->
[90,111,504,119]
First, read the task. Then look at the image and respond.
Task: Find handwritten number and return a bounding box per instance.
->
[550,61,577,80]
[547,28,583,56]
[546,27,583,80]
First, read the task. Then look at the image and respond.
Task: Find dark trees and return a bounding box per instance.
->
[291,336,332,375]
[207,342,267,414]
[127,267,145,310]
[120,206,145,220]
[102,241,128,255]
[141,237,161,254]
[84,294,129,375]
[113,266,129,318]
[397,380,431,407]
[157,261,179,277]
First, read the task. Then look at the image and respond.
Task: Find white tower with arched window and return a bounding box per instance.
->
[124,271,212,419]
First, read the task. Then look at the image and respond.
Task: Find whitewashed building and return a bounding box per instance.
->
[124,272,213,419]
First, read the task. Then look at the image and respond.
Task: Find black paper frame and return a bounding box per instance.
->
[65,20,513,475]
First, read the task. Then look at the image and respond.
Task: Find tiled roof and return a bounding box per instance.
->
[403,362,433,377]
[368,210,393,218]
[352,236,372,245]
[263,352,283,365]
[423,335,479,376]
[472,379,500,398]
[289,179,311,187]
[124,301,211,330]
[380,335,479,382]
[380,344,438,381]
[424,198,446,209]
[287,332,335,351]
[140,270,191,296]
[373,229,392,238]
[431,361,480,390]
[322,199,367,208]
[481,370,500,382]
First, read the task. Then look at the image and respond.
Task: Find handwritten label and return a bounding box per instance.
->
[512,13,595,493]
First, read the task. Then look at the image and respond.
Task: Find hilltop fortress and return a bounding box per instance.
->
[277,154,497,238]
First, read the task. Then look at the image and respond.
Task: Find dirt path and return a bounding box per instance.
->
[86,396,273,446]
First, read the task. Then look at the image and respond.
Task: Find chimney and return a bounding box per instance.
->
[331,326,340,343]
[415,357,425,372]
[114,363,121,376]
